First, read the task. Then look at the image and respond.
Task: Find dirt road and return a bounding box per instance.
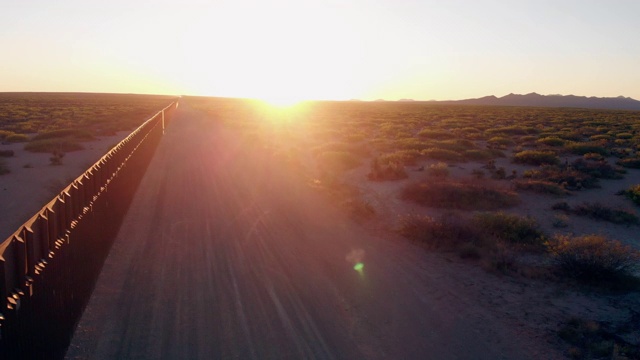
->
[65,103,559,359]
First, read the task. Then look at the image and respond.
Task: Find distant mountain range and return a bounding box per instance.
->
[432,93,640,111]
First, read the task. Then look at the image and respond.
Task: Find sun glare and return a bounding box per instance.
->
[261,95,304,108]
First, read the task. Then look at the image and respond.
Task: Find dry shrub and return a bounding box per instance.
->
[33,128,94,141]
[463,149,495,161]
[565,142,609,156]
[572,202,639,225]
[556,318,635,359]
[0,130,15,139]
[421,148,463,162]
[537,136,565,147]
[5,134,29,143]
[513,150,560,166]
[397,213,478,249]
[472,212,544,247]
[24,138,84,153]
[368,157,407,181]
[513,179,570,196]
[547,234,640,280]
[524,165,599,190]
[417,129,455,140]
[427,162,449,178]
[620,184,640,206]
[401,179,520,210]
[571,158,622,179]
[617,157,640,169]
[379,149,421,165]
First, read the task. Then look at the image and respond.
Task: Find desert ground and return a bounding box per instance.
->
[0,131,132,240]
[1,98,638,358]
[59,100,639,359]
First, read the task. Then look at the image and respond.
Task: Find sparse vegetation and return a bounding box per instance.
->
[368,157,407,181]
[558,317,640,360]
[184,96,640,358]
[472,212,544,247]
[537,136,565,147]
[513,179,570,196]
[397,213,478,249]
[421,148,463,162]
[24,139,84,153]
[401,179,520,210]
[617,157,640,169]
[32,128,94,141]
[513,150,560,166]
[5,134,28,143]
[547,234,640,281]
[571,202,639,225]
[565,142,609,156]
[620,184,640,206]
[427,162,449,178]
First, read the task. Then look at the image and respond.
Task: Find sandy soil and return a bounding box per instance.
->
[0,132,131,240]
[3,101,638,358]
[344,155,640,250]
[64,102,577,359]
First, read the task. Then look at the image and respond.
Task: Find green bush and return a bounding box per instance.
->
[401,180,520,210]
[24,138,84,152]
[472,212,544,246]
[547,234,640,280]
[513,150,560,166]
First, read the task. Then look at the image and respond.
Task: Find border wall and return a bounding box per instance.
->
[0,100,178,358]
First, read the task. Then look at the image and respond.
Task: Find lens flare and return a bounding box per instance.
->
[353,262,364,272]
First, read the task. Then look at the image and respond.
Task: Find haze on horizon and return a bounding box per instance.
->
[1,0,639,103]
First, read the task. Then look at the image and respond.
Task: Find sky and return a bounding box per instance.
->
[1,0,639,102]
